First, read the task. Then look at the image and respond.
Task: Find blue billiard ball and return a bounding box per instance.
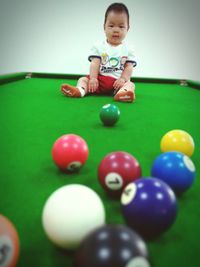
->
[121,178,177,239]
[151,151,196,194]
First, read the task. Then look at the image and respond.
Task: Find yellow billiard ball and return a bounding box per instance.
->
[160,129,195,157]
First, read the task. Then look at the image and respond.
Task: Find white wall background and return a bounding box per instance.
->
[0,0,200,81]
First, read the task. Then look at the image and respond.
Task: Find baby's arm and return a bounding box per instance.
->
[113,63,134,91]
[88,58,101,92]
[121,63,134,82]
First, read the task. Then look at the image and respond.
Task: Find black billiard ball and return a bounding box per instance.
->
[74,224,151,267]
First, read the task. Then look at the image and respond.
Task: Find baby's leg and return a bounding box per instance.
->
[61,77,89,97]
[114,81,135,102]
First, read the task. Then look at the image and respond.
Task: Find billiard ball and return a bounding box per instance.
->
[0,214,20,267]
[42,184,105,250]
[52,134,89,172]
[98,151,142,197]
[121,178,177,239]
[74,224,151,267]
[151,151,196,194]
[160,129,195,157]
[99,104,120,126]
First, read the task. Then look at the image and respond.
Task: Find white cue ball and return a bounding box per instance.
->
[42,184,106,249]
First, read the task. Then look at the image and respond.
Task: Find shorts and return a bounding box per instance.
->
[86,75,116,93]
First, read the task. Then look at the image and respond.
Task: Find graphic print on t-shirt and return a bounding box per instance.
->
[100,54,128,74]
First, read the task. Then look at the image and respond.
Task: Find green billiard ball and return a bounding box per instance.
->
[100,104,120,126]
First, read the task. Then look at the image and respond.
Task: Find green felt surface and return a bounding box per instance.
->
[0,75,200,267]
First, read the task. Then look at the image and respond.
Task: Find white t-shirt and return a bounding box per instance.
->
[88,40,137,79]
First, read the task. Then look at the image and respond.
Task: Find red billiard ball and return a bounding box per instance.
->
[98,151,142,197]
[0,214,20,267]
[52,134,89,172]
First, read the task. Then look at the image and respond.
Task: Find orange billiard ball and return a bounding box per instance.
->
[0,214,20,267]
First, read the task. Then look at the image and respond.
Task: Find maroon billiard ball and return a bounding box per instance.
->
[0,214,20,267]
[98,151,142,197]
[52,134,89,172]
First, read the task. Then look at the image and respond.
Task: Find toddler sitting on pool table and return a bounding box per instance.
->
[61,2,137,103]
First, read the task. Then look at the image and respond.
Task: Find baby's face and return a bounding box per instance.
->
[104,11,129,46]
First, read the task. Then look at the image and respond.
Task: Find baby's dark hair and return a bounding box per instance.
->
[104,3,130,26]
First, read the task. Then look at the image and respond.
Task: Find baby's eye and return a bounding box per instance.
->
[109,25,114,28]
[120,26,125,29]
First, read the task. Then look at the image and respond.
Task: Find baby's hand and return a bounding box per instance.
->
[113,78,126,92]
[88,78,99,93]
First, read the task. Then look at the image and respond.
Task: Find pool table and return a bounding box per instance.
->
[0,72,200,267]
